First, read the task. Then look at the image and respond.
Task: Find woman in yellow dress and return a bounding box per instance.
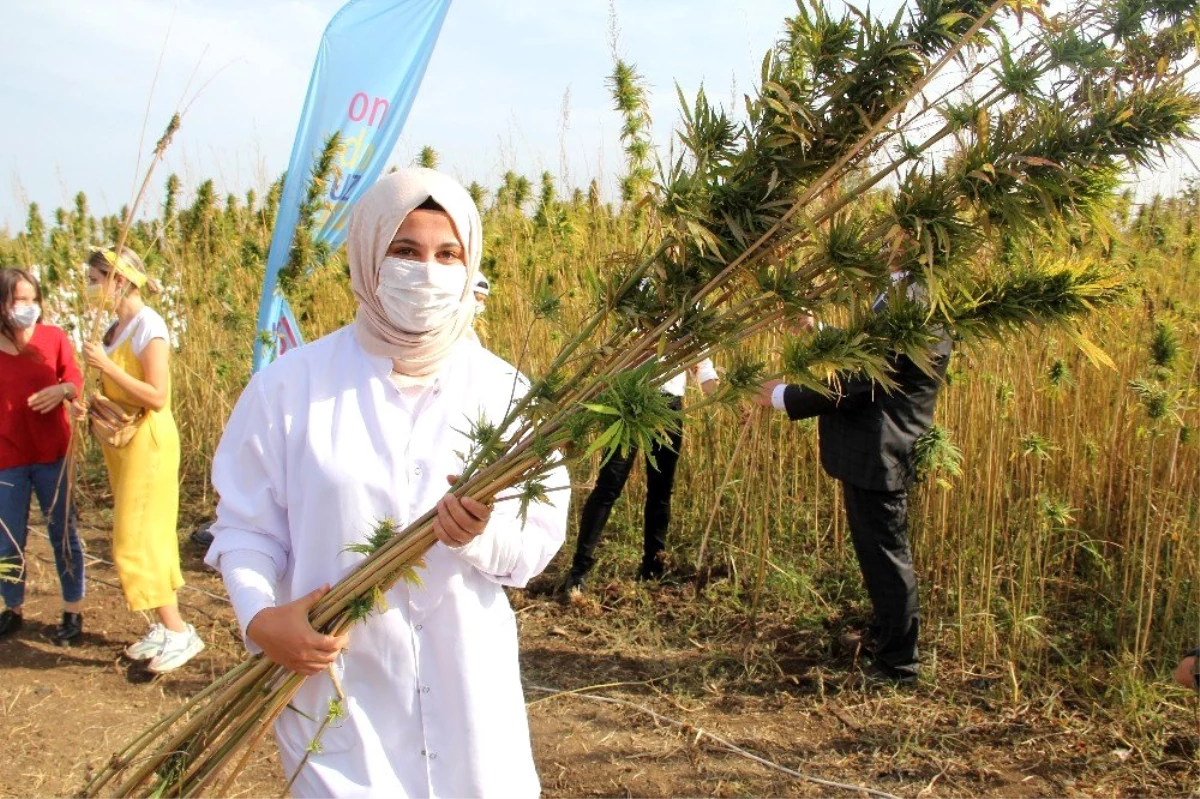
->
[81,246,204,674]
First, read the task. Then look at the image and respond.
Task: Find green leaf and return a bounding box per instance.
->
[580,403,620,416]
[584,419,625,461]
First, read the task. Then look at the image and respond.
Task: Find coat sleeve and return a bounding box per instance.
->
[216,549,279,653]
[447,353,570,585]
[449,457,570,588]
[782,371,878,420]
[205,375,292,635]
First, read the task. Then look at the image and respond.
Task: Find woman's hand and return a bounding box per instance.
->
[82,341,113,375]
[27,383,71,414]
[433,475,492,548]
[245,585,349,676]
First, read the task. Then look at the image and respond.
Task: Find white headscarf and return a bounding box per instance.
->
[349,168,482,376]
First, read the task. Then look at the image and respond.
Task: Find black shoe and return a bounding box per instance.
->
[54,612,83,645]
[0,609,23,637]
[636,563,664,582]
[862,662,918,687]
[560,573,586,595]
[189,523,215,549]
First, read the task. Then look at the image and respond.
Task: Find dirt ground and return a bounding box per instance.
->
[2,509,1197,799]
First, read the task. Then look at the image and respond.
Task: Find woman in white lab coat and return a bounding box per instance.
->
[206,168,569,798]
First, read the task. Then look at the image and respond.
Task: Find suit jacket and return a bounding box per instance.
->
[781,281,952,492]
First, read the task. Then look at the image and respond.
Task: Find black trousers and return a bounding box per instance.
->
[570,396,684,580]
[841,481,920,676]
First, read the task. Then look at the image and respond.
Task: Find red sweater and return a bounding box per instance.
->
[0,323,84,471]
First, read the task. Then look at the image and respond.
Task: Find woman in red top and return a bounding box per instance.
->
[0,267,86,644]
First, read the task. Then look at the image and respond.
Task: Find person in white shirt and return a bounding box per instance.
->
[205,168,570,798]
[473,272,490,312]
[563,359,718,592]
[472,273,491,344]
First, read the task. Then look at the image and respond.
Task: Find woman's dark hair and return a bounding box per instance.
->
[0,267,41,346]
[416,197,446,212]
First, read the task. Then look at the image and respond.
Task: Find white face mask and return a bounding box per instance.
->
[375,257,468,333]
[11,303,40,329]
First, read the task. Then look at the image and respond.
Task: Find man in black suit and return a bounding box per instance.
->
[754,273,952,684]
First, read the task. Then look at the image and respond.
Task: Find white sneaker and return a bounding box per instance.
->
[125,624,168,660]
[147,624,205,674]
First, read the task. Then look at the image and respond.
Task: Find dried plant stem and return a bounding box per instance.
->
[108,660,278,796]
[694,415,756,583]
[83,657,260,795]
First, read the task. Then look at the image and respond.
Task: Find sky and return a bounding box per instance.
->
[0,0,1195,231]
[0,0,805,229]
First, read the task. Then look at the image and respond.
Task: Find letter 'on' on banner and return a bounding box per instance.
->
[252,0,454,374]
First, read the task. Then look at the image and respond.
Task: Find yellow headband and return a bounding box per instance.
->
[101,250,147,289]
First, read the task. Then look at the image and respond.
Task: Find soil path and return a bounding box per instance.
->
[2,520,1195,798]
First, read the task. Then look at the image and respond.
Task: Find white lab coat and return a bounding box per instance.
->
[206,325,569,798]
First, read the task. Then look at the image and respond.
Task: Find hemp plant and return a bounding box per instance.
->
[277,131,343,295]
[83,0,1197,795]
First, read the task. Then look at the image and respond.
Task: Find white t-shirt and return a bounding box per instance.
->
[105,307,170,357]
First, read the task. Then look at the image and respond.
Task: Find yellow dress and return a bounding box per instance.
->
[100,316,184,612]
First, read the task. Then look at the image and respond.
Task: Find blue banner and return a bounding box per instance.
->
[252,0,453,372]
